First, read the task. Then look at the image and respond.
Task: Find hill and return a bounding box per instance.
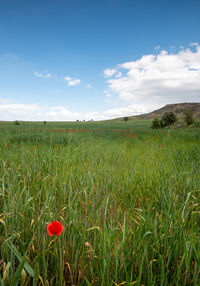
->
[126,102,200,120]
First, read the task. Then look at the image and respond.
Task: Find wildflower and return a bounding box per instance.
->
[20,139,23,142]
[47,220,64,236]
[85,242,91,248]
[159,145,163,148]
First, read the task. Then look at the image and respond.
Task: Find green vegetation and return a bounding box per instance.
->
[14,120,20,125]
[152,112,178,129]
[184,111,194,126]
[152,117,161,129]
[160,111,177,127]
[0,120,200,285]
[124,117,129,122]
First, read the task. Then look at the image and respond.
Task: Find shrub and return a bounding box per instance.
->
[161,112,177,127]
[152,117,161,129]
[14,120,20,125]
[184,110,194,125]
[124,117,129,122]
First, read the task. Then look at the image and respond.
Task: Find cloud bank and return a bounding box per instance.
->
[0,102,159,121]
[0,103,109,121]
[0,104,83,121]
[104,44,200,114]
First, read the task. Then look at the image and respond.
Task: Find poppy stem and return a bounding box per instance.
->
[55,236,63,286]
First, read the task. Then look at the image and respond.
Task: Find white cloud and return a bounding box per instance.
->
[0,98,11,104]
[154,45,160,50]
[104,90,113,97]
[104,45,200,112]
[0,104,40,113]
[115,72,122,78]
[65,76,81,86]
[65,76,72,81]
[103,68,117,78]
[86,83,92,88]
[68,79,81,86]
[84,106,152,120]
[0,104,40,119]
[34,72,43,78]
[0,102,164,121]
[34,72,53,78]
[44,106,81,120]
[0,101,136,121]
[190,42,198,47]
[104,105,149,117]
[84,111,99,120]
[0,103,82,121]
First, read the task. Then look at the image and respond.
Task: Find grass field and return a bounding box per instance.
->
[0,120,200,285]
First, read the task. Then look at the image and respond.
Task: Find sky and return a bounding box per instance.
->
[0,0,200,121]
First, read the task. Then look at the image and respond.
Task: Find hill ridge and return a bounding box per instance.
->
[129,102,200,120]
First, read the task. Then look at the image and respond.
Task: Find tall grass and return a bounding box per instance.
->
[0,120,200,285]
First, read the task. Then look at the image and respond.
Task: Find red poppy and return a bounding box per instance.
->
[47,221,64,236]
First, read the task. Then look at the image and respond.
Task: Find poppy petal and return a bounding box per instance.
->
[47,221,65,236]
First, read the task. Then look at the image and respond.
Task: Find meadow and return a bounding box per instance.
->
[0,119,200,285]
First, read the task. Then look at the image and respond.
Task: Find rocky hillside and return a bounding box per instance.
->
[129,103,200,120]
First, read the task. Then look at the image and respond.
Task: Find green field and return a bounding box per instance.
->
[0,120,200,285]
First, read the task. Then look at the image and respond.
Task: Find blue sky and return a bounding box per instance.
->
[0,0,200,121]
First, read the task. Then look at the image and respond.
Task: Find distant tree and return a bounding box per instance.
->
[184,110,194,125]
[124,117,129,122]
[43,121,47,124]
[152,117,161,129]
[161,112,177,127]
[14,120,20,125]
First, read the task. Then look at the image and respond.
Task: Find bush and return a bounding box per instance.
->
[161,112,177,127]
[184,111,194,125]
[124,117,129,122]
[14,120,20,125]
[152,117,161,129]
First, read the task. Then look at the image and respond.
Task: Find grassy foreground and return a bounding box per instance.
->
[0,120,200,285]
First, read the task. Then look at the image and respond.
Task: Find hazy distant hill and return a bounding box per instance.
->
[127,103,200,120]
